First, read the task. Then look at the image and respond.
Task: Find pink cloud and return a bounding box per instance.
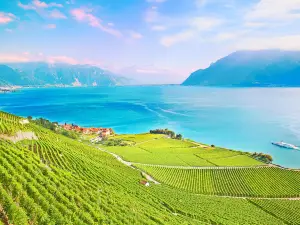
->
[70,8,122,37]
[47,56,78,64]
[0,12,16,24]
[45,24,56,29]
[0,53,30,63]
[18,0,63,10]
[50,9,67,19]
[0,53,79,65]
[129,31,143,39]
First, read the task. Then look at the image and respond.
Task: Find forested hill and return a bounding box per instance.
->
[0,62,130,86]
[182,50,300,87]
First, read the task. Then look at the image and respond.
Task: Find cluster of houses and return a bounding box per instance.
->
[61,123,113,138]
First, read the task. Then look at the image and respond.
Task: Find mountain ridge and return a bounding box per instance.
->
[0,62,130,86]
[183,50,300,87]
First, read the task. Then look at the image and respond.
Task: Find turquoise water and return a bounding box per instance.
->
[1,86,300,168]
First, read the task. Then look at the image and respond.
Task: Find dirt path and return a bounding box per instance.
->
[0,131,38,143]
[95,146,160,184]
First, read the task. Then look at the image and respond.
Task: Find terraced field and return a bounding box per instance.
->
[249,199,300,224]
[1,111,300,225]
[152,185,292,225]
[137,165,300,197]
[0,112,192,224]
[105,134,265,167]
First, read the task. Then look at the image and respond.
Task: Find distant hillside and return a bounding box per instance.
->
[182,50,300,87]
[0,62,130,86]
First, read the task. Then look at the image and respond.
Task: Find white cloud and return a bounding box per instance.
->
[145,6,159,23]
[246,0,300,21]
[151,25,166,31]
[195,0,207,7]
[45,24,56,29]
[0,12,16,24]
[190,17,223,31]
[50,9,67,19]
[160,17,222,47]
[66,0,75,5]
[160,30,194,47]
[244,22,266,28]
[70,8,122,37]
[129,31,143,39]
[235,35,300,50]
[214,32,238,41]
[18,0,63,10]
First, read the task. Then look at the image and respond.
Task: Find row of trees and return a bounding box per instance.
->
[252,152,273,163]
[150,129,183,140]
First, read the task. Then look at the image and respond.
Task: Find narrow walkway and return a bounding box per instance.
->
[95,146,160,184]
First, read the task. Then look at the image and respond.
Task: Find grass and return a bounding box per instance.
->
[136,165,300,198]
[103,134,265,167]
[209,155,265,166]
[1,111,300,225]
[249,199,300,224]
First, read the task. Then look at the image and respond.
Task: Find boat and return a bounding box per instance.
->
[271,141,299,150]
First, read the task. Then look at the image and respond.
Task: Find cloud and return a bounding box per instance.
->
[129,31,143,39]
[0,54,30,63]
[45,24,56,29]
[70,8,122,37]
[47,56,78,64]
[0,53,79,65]
[151,25,166,31]
[160,30,194,47]
[195,0,207,7]
[246,0,300,21]
[18,0,63,11]
[66,0,75,4]
[0,12,16,24]
[50,9,67,19]
[235,35,300,50]
[244,22,266,28]
[160,17,222,47]
[190,17,223,30]
[145,6,160,23]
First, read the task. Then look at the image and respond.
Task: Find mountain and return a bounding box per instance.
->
[0,65,34,86]
[182,50,300,87]
[0,62,130,86]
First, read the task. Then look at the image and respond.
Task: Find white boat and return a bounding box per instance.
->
[272,141,299,150]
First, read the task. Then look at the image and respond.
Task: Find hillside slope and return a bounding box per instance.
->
[1,111,300,225]
[0,63,129,86]
[183,50,300,86]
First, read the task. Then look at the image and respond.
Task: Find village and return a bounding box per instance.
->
[61,123,114,143]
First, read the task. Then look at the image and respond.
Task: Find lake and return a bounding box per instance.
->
[1,86,300,168]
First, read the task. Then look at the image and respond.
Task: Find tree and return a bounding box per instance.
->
[176,134,183,140]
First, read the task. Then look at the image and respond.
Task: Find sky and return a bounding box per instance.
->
[1,0,300,84]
